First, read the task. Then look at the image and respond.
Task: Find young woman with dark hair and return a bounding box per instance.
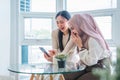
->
[41,11,78,80]
[44,10,76,63]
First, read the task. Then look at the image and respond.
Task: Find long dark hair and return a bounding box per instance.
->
[55,10,71,52]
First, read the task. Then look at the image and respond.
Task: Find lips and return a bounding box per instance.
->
[60,27,64,31]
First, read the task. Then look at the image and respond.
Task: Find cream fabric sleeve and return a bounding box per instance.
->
[78,37,110,66]
[62,37,75,55]
[52,29,60,52]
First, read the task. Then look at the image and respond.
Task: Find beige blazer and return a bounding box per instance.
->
[52,29,76,55]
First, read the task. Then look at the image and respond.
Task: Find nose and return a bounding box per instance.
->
[58,23,63,28]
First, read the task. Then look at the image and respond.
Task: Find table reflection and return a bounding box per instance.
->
[8,62,85,80]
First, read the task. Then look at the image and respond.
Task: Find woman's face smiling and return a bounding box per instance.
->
[56,16,68,34]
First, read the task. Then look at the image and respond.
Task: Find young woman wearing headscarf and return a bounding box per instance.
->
[63,14,111,80]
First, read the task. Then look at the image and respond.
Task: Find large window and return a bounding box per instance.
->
[94,16,112,40]
[19,0,56,64]
[27,45,51,64]
[30,0,56,12]
[18,0,120,65]
[20,0,56,12]
[67,0,117,12]
[24,18,52,39]
[9,0,120,79]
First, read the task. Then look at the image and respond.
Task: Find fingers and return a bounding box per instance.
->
[71,32,82,48]
[71,32,78,42]
[48,50,56,56]
[44,54,49,59]
[44,54,52,62]
[44,49,57,62]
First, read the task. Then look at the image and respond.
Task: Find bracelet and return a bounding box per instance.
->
[77,47,85,52]
[79,47,85,51]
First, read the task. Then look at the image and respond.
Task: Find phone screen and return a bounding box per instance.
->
[39,47,50,57]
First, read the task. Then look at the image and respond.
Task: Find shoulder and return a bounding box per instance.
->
[88,37,103,50]
[52,29,59,37]
[88,37,98,43]
[88,37,100,47]
[52,29,59,33]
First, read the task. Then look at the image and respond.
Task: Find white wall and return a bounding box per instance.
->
[0,0,10,75]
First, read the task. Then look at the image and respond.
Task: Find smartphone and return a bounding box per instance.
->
[39,47,50,57]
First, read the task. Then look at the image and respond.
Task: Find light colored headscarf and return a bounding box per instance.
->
[68,14,109,50]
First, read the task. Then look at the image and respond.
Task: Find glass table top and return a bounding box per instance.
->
[8,62,85,75]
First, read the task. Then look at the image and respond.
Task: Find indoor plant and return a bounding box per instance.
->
[55,54,67,68]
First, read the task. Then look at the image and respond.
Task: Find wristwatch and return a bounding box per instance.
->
[77,47,85,52]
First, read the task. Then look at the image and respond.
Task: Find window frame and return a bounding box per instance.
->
[19,12,56,45]
[66,0,117,12]
[69,9,120,46]
[11,0,120,79]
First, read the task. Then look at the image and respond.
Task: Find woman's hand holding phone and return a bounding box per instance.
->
[44,49,57,62]
[39,47,50,57]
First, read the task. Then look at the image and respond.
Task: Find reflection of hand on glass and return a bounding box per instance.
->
[44,64,53,72]
[76,63,80,69]
[76,61,86,70]
[66,62,77,71]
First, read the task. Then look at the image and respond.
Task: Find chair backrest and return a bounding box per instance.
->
[0,75,14,80]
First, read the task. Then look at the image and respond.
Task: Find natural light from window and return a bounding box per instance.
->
[28,45,52,64]
[67,0,117,12]
[24,18,52,39]
[31,0,56,12]
[94,16,112,39]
